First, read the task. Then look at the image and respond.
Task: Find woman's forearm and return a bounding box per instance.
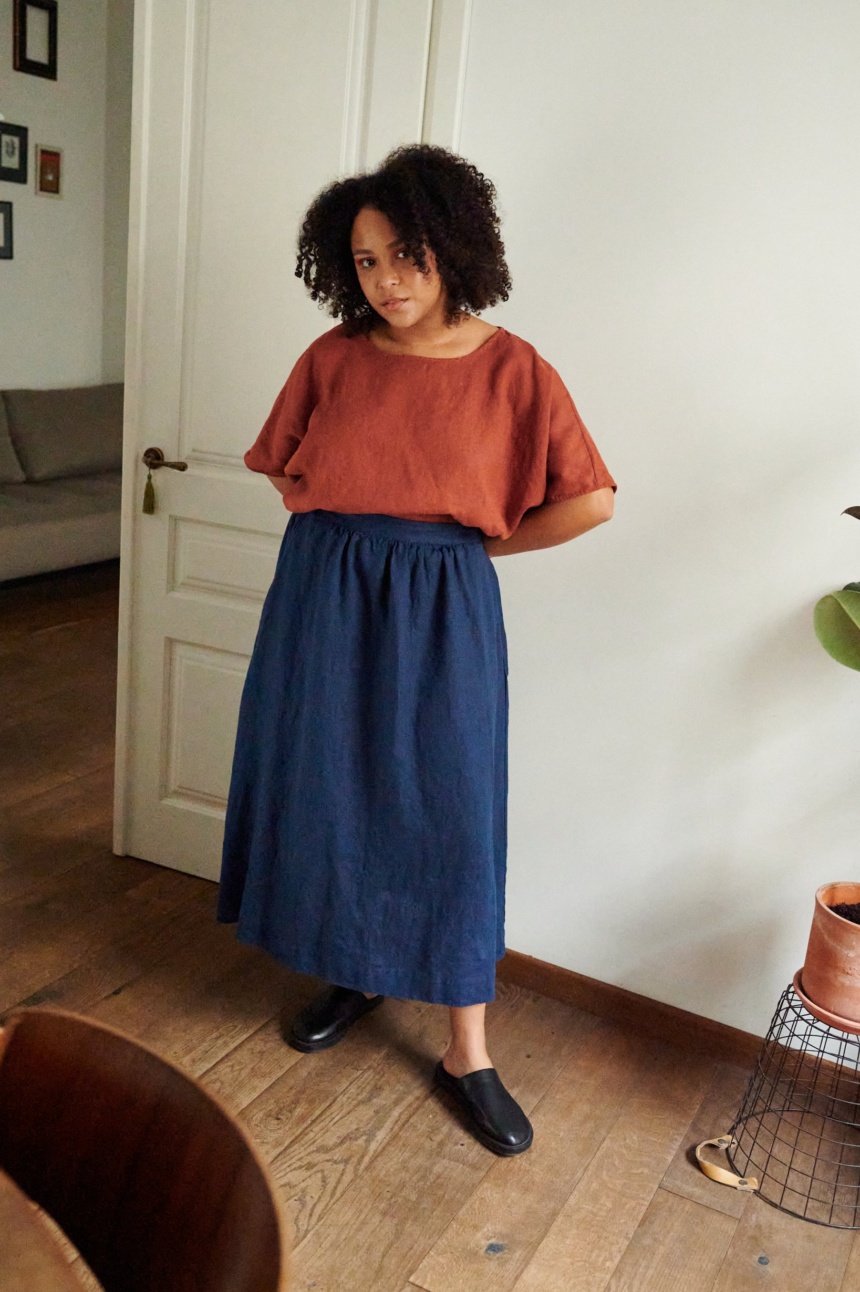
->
[268,473,299,498]
[483,487,614,557]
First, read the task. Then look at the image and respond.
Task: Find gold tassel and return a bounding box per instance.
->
[142,469,155,514]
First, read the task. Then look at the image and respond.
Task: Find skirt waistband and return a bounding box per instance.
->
[296,509,486,547]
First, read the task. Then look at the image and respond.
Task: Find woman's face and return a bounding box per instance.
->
[350,206,447,332]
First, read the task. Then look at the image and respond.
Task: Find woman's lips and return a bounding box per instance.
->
[382,298,408,310]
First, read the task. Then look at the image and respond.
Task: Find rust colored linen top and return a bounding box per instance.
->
[244,323,616,540]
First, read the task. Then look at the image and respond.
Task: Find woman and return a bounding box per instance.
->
[217,143,616,1157]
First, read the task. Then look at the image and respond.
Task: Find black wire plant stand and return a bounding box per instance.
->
[716,980,860,1228]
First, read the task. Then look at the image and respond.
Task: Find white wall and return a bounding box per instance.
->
[0,0,132,389]
[102,0,134,382]
[461,1,860,1036]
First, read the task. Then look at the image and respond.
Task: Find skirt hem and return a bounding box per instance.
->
[219,914,503,1007]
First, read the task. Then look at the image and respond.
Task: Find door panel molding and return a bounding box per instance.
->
[341,0,373,174]
[169,518,281,604]
[422,0,473,149]
[163,639,248,809]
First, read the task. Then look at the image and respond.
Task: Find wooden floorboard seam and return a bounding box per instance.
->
[0,880,214,1015]
[659,1174,750,1218]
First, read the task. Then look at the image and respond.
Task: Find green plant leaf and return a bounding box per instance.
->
[815,591,860,671]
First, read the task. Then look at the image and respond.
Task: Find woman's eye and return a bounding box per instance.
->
[358,258,374,269]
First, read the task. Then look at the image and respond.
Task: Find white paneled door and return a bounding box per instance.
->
[113,0,457,876]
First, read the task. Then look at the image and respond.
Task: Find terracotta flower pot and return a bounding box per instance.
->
[797,882,860,1032]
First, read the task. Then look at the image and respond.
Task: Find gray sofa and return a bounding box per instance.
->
[0,384,123,582]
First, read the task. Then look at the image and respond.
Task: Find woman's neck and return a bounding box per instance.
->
[368,313,498,359]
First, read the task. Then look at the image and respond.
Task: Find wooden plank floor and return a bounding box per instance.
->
[3,560,860,1291]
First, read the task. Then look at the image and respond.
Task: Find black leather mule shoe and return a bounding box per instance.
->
[287,984,385,1053]
[433,1061,534,1156]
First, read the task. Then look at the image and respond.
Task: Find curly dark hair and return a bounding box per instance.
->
[295,144,512,332]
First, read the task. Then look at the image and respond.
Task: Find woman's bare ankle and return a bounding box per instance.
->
[441,1042,493,1079]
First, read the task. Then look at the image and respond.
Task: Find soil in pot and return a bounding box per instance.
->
[830,902,860,926]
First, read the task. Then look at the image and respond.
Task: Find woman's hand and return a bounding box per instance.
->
[483,487,614,557]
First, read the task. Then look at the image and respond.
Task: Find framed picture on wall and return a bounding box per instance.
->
[13,0,58,81]
[35,146,62,197]
[0,122,28,184]
[0,203,13,260]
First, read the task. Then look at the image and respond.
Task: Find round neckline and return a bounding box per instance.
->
[360,325,507,362]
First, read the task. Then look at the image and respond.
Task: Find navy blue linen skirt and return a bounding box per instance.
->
[216,508,508,1007]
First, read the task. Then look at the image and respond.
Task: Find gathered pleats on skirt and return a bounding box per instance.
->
[216,508,508,1007]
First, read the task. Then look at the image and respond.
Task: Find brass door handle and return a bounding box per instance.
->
[140,447,187,514]
[142,447,188,471]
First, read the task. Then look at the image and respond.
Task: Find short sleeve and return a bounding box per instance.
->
[244,345,317,475]
[545,366,616,503]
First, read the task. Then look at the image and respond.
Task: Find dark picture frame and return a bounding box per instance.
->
[0,203,13,260]
[13,0,58,81]
[0,122,28,184]
[35,145,61,197]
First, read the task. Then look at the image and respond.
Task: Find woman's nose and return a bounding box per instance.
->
[378,263,400,287]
